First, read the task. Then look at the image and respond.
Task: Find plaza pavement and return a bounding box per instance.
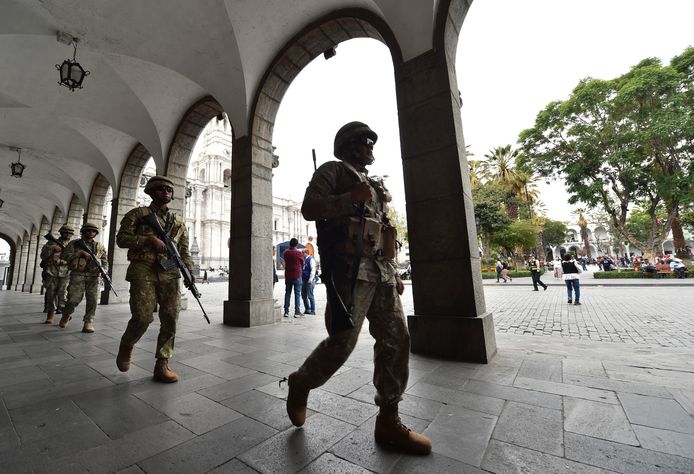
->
[0,276,693,473]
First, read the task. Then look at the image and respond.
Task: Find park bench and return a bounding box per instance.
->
[655,263,672,276]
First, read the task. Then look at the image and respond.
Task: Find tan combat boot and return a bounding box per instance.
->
[286,372,310,427]
[116,343,133,372]
[374,404,432,455]
[58,315,71,329]
[82,321,95,333]
[45,312,55,324]
[153,358,178,383]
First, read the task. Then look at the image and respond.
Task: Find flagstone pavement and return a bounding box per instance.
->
[0,281,693,473]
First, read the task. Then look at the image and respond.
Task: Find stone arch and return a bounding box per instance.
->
[86,174,112,241]
[222,11,402,327]
[66,195,85,231]
[49,206,66,235]
[165,96,224,217]
[105,143,153,303]
[0,232,17,290]
[19,226,37,292]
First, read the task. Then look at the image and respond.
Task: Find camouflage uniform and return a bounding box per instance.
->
[116,204,193,360]
[62,239,108,322]
[40,235,72,314]
[293,160,409,408]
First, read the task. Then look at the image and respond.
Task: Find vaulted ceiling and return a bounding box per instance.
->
[0,0,446,242]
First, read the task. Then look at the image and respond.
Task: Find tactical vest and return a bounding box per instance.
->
[126,207,185,265]
[69,241,106,273]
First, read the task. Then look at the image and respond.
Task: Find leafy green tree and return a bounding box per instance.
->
[519,47,693,260]
[542,219,569,248]
[472,184,513,261]
[489,220,538,268]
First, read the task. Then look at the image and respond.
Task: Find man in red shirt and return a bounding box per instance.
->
[283,238,305,317]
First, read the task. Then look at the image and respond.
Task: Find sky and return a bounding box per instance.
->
[272,0,694,223]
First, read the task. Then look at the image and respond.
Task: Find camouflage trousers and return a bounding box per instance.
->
[293,277,410,408]
[44,274,69,313]
[63,273,100,322]
[121,278,180,360]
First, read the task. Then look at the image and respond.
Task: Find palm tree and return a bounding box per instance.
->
[573,209,592,259]
[480,145,519,185]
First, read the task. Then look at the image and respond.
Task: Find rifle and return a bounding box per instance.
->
[45,233,66,251]
[76,239,118,297]
[311,149,356,333]
[142,212,210,324]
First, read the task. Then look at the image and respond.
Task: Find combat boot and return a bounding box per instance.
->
[116,343,133,372]
[153,358,178,383]
[45,312,55,324]
[82,321,95,333]
[286,372,310,427]
[374,404,432,455]
[58,315,71,329]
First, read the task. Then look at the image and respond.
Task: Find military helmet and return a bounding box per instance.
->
[58,224,74,234]
[144,175,175,196]
[333,121,378,158]
[80,222,100,235]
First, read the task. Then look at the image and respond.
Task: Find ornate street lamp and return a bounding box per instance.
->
[56,37,90,91]
[10,147,25,178]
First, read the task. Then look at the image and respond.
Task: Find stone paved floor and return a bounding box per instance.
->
[1,283,693,473]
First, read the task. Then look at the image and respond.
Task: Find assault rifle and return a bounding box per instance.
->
[76,239,118,297]
[44,233,66,251]
[142,212,210,324]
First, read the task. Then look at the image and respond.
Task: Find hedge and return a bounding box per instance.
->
[593,265,693,279]
[482,270,532,279]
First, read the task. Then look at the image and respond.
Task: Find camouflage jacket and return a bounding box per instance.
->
[40,237,73,277]
[62,239,108,276]
[116,205,193,282]
[301,160,397,283]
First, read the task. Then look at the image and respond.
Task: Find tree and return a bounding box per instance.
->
[472,184,513,261]
[573,209,592,260]
[519,47,694,260]
[489,220,538,268]
[542,219,569,248]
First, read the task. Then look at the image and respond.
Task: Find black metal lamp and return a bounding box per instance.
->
[0,197,4,208]
[10,148,25,178]
[56,38,90,91]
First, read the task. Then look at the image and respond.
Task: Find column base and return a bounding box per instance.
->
[224,298,278,327]
[407,312,497,363]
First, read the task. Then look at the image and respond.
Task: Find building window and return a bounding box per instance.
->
[274,219,278,231]
[223,168,231,187]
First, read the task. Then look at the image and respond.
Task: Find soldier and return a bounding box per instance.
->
[59,222,108,332]
[115,176,194,383]
[40,225,74,324]
[285,122,432,455]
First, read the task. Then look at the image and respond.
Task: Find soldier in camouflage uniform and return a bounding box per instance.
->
[59,222,108,333]
[115,176,194,383]
[40,224,74,324]
[286,122,432,455]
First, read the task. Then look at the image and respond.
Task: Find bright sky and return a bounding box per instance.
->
[272,0,694,224]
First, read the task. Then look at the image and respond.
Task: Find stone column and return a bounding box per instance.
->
[395,49,496,363]
[12,238,25,291]
[224,136,275,326]
[28,234,43,293]
[101,197,125,304]
[21,235,35,292]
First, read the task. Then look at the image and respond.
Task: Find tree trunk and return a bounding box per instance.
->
[671,217,688,260]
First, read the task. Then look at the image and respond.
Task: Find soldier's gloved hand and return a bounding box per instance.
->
[395,275,405,295]
[53,245,62,252]
[146,236,167,253]
[79,250,92,262]
[350,182,372,203]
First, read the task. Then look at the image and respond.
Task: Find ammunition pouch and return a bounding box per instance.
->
[333,217,397,259]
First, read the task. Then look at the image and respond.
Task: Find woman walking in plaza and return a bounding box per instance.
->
[562,254,582,305]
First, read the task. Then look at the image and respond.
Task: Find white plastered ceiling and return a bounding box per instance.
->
[0,0,440,242]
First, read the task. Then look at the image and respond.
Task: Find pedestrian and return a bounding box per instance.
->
[59,223,108,333]
[553,257,563,279]
[495,259,503,282]
[283,238,304,318]
[301,248,317,315]
[501,260,511,282]
[115,175,195,383]
[40,224,74,324]
[202,269,209,284]
[669,258,688,278]
[283,121,431,455]
[561,253,582,305]
[528,254,547,291]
